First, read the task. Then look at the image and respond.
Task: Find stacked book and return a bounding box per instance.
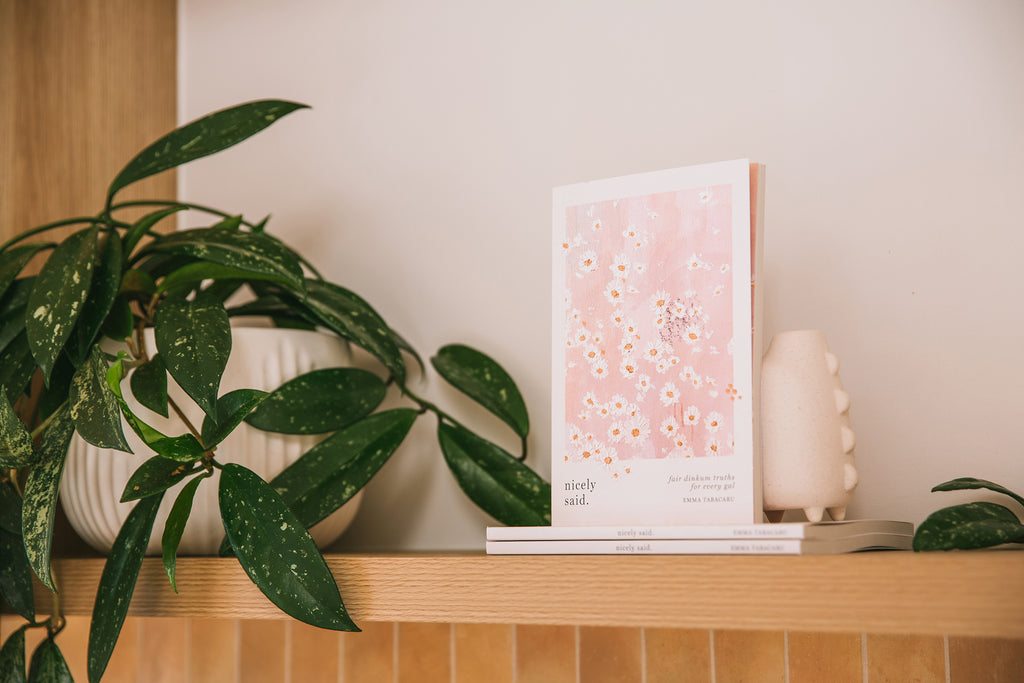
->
[486,520,914,555]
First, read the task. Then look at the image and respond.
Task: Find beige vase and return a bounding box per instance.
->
[60,326,363,555]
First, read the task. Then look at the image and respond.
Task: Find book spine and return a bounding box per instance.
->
[485,539,803,555]
[486,526,813,541]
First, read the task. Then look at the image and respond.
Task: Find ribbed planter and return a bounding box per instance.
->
[61,326,363,555]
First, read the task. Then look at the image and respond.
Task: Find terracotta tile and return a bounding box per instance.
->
[579,626,642,683]
[137,617,187,683]
[344,621,394,682]
[398,622,450,683]
[189,619,238,683]
[645,628,712,683]
[787,631,861,683]
[866,634,945,683]
[713,630,785,683]
[239,620,287,683]
[453,623,512,683]
[949,636,1024,683]
[515,624,575,683]
[290,619,340,683]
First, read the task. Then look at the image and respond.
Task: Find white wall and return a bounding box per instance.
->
[179,0,1024,549]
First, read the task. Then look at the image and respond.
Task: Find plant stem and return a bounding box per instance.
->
[0,217,102,251]
[167,395,202,442]
[29,401,67,441]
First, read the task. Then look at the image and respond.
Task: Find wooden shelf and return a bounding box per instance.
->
[36,551,1024,637]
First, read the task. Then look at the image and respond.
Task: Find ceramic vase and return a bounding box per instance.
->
[760,330,858,522]
[61,326,363,555]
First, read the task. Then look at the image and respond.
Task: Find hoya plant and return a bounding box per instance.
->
[0,100,550,682]
[913,477,1024,551]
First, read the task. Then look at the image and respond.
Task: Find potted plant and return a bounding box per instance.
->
[0,100,550,682]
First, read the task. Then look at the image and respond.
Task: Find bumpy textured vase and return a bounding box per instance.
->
[760,330,857,522]
[61,327,363,555]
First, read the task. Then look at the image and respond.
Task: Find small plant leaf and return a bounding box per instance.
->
[913,501,1024,551]
[25,227,98,382]
[0,332,36,403]
[200,388,268,449]
[158,259,301,295]
[154,292,231,419]
[0,391,35,469]
[0,480,22,535]
[121,206,187,256]
[144,227,305,293]
[21,405,75,592]
[931,477,1024,510]
[432,344,529,438]
[119,269,157,299]
[437,422,550,527]
[66,230,122,367]
[120,456,203,503]
[0,627,26,683]
[245,368,385,435]
[162,472,209,592]
[87,492,164,683]
[0,243,51,303]
[108,100,309,199]
[271,409,417,528]
[0,527,35,621]
[219,463,358,631]
[70,347,131,452]
[390,328,426,378]
[27,637,72,683]
[130,355,169,418]
[99,295,135,342]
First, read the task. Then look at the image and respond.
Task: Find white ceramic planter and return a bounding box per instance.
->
[61,326,363,555]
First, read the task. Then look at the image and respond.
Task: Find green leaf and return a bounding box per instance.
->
[25,226,98,382]
[66,230,123,367]
[159,259,301,296]
[87,492,164,683]
[144,227,305,293]
[108,100,309,199]
[121,206,187,256]
[0,291,28,357]
[0,480,22,535]
[0,391,35,469]
[21,405,74,592]
[0,528,35,621]
[27,637,72,683]
[154,292,231,418]
[0,627,26,683]
[120,456,203,503]
[162,472,209,592]
[98,295,135,342]
[0,332,36,403]
[38,355,75,423]
[437,422,550,527]
[119,269,157,299]
[931,477,1024,509]
[201,389,268,449]
[291,279,405,384]
[390,328,425,378]
[245,368,385,435]
[218,463,358,631]
[913,501,1024,551]
[70,346,131,452]
[130,355,169,418]
[432,344,529,438]
[0,243,51,303]
[271,409,417,528]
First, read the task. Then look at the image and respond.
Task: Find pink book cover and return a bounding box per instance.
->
[552,160,762,526]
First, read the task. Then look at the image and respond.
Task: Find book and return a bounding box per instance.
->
[485,533,913,556]
[486,519,913,542]
[552,160,766,526]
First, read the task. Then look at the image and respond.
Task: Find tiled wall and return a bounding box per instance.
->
[2,616,1022,682]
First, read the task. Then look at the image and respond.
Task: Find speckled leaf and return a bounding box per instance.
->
[931,477,1024,509]
[245,368,385,435]
[108,100,309,199]
[913,501,1024,551]
[154,292,231,419]
[66,231,122,367]
[87,492,164,683]
[0,332,36,402]
[27,637,72,683]
[162,472,208,592]
[130,355,169,418]
[0,289,28,357]
[219,463,358,631]
[21,405,74,592]
[159,259,302,295]
[120,456,202,503]
[0,391,34,468]
[121,206,186,256]
[271,409,417,528]
[70,347,131,452]
[201,389,268,449]
[0,527,35,621]
[0,628,25,683]
[292,279,405,385]
[0,244,51,303]
[390,328,425,377]
[431,344,529,438]
[25,227,97,382]
[0,481,21,535]
[98,295,135,342]
[144,228,304,293]
[437,422,550,527]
